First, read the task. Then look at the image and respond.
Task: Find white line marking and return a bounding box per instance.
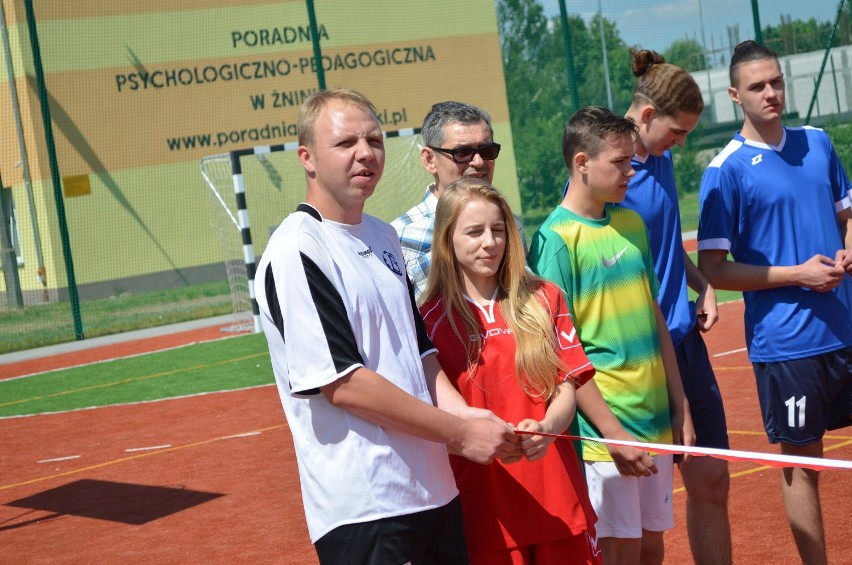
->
[37,455,81,463]
[713,347,748,358]
[0,383,275,421]
[125,444,171,452]
[0,332,245,381]
[222,431,261,439]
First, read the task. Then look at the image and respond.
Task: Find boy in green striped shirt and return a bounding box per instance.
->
[528,106,694,565]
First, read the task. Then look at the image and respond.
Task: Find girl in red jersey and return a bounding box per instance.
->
[419,177,601,565]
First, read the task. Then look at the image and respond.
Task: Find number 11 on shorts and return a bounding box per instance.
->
[785,395,806,428]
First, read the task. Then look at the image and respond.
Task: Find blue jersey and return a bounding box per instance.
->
[620,151,694,346]
[698,127,852,362]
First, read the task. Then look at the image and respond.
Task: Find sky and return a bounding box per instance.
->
[541,0,842,65]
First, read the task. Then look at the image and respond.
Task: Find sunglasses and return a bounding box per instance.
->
[427,143,501,163]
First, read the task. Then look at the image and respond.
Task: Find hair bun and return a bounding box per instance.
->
[629,47,666,77]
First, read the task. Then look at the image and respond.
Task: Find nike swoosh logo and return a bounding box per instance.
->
[602,245,629,268]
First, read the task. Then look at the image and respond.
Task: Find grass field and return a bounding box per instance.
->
[679,191,700,232]
[687,251,742,304]
[0,288,744,419]
[0,333,272,418]
[0,281,234,355]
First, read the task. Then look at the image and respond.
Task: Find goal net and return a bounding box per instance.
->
[200,129,431,332]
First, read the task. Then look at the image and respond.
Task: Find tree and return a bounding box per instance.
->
[497,0,637,212]
[498,0,579,211]
[584,13,634,113]
[671,121,705,196]
[762,4,852,57]
[664,39,707,72]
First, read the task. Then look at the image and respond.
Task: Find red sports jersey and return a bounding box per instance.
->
[420,281,597,551]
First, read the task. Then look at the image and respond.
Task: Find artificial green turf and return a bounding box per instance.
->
[0,281,234,355]
[0,333,273,418]
[0,276,740,419]
[679,192,700,232]
[686,252,743,305]
[689,286,742,305]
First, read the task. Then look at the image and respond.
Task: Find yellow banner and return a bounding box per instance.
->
[0,0,519,292]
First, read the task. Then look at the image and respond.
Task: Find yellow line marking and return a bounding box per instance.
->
[727,430,767,437]
[0,352,266,408]
[0,424,285,492]
[728,439,852,479]
[727,430,852,440]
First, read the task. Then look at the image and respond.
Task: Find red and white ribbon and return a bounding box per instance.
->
[515,431,852,471]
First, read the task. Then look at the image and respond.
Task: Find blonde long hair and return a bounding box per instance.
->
[422,177,564,400]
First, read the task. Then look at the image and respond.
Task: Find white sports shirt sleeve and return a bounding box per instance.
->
[254,203,456,543]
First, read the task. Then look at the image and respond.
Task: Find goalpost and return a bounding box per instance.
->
[200,128,429,333]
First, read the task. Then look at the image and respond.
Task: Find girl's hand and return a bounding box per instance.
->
[516,419,556,462]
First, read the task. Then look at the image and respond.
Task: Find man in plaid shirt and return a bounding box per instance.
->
[392,101,523,300]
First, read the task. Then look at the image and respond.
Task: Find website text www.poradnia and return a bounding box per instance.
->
[166,120,299,151]
[166,107,409,152]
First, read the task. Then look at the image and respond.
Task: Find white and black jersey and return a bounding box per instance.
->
[255,203,457,543]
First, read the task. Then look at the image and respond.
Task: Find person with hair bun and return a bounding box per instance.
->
[619,47,733,565]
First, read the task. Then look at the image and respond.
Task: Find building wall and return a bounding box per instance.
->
[0,0,520,300]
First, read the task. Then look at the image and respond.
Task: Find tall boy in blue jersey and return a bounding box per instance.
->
[620,48,731,565]
[698,41,852,565]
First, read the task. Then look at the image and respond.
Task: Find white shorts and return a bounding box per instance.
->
[584,455,674,539]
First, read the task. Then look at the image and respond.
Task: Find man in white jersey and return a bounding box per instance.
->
[698,41,852,565]
[255,89,518,565]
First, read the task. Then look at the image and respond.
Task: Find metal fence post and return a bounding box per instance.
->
[24,0,84,339]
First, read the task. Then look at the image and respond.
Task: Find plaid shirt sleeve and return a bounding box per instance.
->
[391,191,437,301]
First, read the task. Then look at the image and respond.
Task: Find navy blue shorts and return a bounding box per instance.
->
[675,328,730,449]
[314,497,468,565]
[753,347,852,445]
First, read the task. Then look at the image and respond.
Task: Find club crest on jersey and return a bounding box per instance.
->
[383,251,402,275]
[751,154,763,166]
